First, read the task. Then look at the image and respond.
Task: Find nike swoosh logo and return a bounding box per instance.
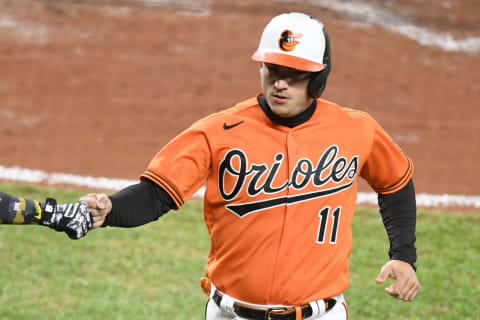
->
[34,202,42,220]
[223,120,244,130]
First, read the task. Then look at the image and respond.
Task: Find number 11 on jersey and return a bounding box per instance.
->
[317,207,341,244]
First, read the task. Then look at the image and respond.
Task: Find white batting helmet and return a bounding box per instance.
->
[252,12,332,95]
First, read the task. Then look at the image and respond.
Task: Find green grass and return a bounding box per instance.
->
[348,207,480,319]
[0,183,479,319]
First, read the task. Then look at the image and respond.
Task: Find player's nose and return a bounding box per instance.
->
[273,78,288,90]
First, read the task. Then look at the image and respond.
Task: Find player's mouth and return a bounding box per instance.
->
[272,93,289,104]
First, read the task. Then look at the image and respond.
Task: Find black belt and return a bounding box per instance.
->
[212,290,336,320]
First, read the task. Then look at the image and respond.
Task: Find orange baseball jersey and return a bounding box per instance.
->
[141,96,413,305]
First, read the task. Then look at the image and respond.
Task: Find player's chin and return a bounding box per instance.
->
[269,104,295,118]
[266,98,290,115]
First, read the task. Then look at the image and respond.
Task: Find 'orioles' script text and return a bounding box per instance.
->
[218,145,359,202]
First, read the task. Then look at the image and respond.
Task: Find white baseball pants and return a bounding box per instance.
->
[205,283,348,320]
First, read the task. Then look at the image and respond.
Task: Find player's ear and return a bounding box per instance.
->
[259,62,265,76]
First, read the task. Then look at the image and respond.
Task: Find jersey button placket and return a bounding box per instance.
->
[272,131,298,299]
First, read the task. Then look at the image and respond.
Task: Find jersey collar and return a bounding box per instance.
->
[257,95,317,128]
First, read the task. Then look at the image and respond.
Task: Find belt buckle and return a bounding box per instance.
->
[266,307,287,320]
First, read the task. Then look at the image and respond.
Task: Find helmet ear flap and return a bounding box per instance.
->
[308,27,331,98]
[308,70,328,98]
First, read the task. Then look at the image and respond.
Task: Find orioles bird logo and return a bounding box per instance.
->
[278,30,302,51]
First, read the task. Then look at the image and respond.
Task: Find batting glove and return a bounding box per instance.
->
[40,198,93,240]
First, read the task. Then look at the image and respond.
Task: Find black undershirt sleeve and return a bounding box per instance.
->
[377,179,417,271]
[103,179,176,227]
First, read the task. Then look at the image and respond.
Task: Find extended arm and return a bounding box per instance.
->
[81,179,175,228]
[0,191,92,239]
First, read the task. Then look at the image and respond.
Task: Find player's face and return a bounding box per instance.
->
[260,63,314,118]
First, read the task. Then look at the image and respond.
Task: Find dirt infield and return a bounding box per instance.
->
[0,0,479,201]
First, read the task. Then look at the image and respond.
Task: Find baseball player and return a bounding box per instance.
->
[82,12,419,319]
[0,190,92,239]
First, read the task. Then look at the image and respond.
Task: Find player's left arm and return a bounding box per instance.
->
[0,191,92,239]
[374,179,420,301]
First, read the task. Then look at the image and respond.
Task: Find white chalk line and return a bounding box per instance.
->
[276,0,480,53]
[2,1,478,53]
[137,0,212,15]
[0,165,479,209]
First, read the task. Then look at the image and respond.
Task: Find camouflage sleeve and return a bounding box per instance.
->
[0,191,43,225]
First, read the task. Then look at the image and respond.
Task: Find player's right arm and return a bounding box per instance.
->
[81,179,175,229]
[83,116,213,229]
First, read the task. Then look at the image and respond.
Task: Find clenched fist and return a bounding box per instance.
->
[79,193,112,228]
